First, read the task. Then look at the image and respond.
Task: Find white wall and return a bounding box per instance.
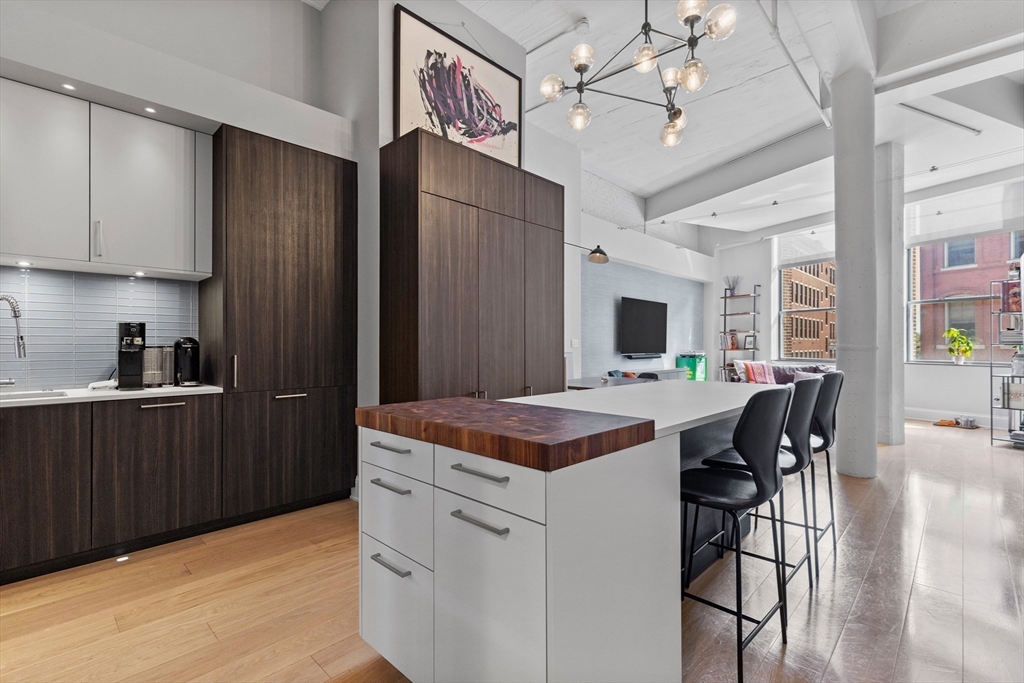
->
[321,0,527,406]
[14,0,323,107]
[904,363,1002,428]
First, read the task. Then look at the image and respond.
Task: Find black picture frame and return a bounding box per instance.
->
[743,335,756,350]
[393,4,523,167]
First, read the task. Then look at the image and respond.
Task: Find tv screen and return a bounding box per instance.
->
[620,297,667,355]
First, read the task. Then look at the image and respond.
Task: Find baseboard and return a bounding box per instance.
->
[0,490,350,586]
[904,407,1005,429]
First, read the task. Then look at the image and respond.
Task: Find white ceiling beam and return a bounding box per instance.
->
[934,75,1024,129]
[645,124,833,221]
[785,0,876,85]
[905,165,1024,204]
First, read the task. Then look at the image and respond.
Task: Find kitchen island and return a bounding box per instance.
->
[354,380,765,683]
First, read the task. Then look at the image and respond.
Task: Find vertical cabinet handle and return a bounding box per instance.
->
[481,390,488,399]
[93,220,106,258]
[451,509,510,537]
[526,386,534,396]
[232,355,238,388]
[370,553,412,578]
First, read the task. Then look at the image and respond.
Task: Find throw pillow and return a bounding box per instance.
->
[623,371,637,378]
[792,370,820,382]
[732,359,750,382]
[745,361,777,384]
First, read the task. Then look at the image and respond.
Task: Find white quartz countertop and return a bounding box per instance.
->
[508,380,769,439]
[0,384,223,408]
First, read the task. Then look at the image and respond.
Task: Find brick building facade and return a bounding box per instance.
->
[781,261,836,360]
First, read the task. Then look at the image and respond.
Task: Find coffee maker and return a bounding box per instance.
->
[174,337,202,386]
[117,322,146,390]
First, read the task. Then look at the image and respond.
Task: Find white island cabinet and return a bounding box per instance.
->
[358,420,682,683]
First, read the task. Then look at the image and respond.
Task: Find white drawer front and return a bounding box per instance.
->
[362,463,433,569]
[434,488,546,683]
[361,534,434,683]
[361,427,433,484]
[434,446,546,523]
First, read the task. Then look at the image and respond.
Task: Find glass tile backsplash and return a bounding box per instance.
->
[0,267,198,390]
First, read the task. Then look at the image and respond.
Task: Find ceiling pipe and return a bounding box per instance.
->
[897,103,982,136]
[754,0,832,129]
[527,18,590,57]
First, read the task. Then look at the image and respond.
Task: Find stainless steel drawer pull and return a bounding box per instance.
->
[370,441,412,454]
[140,402,186,409]
[274,393,307,399]
[232,355,238,388]
[451,463,510,484]
[370,478,411,496]
[370,553,411,578]
[451,509,510,537]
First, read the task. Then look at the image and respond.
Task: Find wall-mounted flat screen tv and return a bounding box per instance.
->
[620,297,667,355]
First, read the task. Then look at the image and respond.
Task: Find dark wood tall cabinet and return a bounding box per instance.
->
[0,404,91,571]
[380,128,564,404]
[200,125,358,514]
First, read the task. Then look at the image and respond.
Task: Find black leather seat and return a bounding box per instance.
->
[680,385,793,683]
[698,446,798,474]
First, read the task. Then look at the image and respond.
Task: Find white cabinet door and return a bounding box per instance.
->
[434,488,546,683]
[0,79,89,262]
[90,104,195,271]
[361,463,434,569]
[361,534,434,683]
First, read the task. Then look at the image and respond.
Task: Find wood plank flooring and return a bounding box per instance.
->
[1,421,1021,682]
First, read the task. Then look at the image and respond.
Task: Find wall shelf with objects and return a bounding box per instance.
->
[990,275,1022,447]
[720,285,760,381]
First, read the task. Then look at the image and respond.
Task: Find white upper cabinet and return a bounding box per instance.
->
[0,79,90,262]
[90,104,195,272]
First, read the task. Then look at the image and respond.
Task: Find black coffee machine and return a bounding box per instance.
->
[174,337,202,386]
[117,322,146,390]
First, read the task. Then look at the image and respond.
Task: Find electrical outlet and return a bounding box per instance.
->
[571,339,580,348]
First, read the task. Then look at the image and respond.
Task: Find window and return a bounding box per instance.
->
[946,300,977,340]
[944,238,975,267]
[1012,230,1024,261]
[779,260,836,361]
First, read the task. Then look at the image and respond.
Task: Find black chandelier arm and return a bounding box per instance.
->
[648,28,690,45]
[586,40,691,88]
[585,30,643,85]
[584,87,667,109]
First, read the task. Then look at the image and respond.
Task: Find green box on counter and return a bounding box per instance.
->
[676,353,707,381]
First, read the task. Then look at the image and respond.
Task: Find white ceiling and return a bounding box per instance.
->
[462,0,827,196]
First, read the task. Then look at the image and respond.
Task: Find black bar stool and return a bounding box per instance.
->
[680,385,793,683]
[801,370,844,573]
[702,376,823,591]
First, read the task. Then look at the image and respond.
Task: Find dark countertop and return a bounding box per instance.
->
[355,397,655,472]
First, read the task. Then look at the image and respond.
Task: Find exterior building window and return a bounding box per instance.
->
[945,300,977,340]
[944,238,975,267]
[779,260,836,361]
[1012,230,1024,260]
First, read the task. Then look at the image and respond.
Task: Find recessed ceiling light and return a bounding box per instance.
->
[15,261,32,266]
[62,83,76,90]
[134,271,146,277]
[144,107,156,114]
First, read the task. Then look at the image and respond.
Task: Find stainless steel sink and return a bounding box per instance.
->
[0,390,69,401]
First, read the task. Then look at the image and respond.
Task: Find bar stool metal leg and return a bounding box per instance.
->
[685,504,701,590]
[809,459,821,575]
[730,509,744,683]
[799,471,814,587]
[825,449,838,554]
[767,499,788,644]
[778,487,787,622]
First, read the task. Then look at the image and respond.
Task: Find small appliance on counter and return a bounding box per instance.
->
[143,346,175,387]
[117,321,146,390]
[174,337,201,386]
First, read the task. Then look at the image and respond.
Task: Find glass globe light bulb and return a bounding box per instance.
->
[660,120,684,147]
[672,106,689,129]
[570,44,595,73]
[539,74,566,102]
[705,3,738,41]
[681,57,709,92]
[633,43,659,74]
[662,67,681,89]
[567,102,592,131]
[677,0,708,27]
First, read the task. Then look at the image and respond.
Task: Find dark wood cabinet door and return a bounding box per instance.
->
[525,223,565,396]
[0,404,91,571]
[418,130,475,206]
[92,395,221,547]
[224,387,355,517]
[223,127,350,393]
[474,154,524,219]
[525,174,564,231]
[478,210,525,399]
[418,193,479,400]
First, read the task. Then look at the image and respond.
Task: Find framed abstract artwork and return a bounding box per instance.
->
[394,4,522,167]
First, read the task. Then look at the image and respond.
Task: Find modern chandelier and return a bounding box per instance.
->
[539,0,738,147]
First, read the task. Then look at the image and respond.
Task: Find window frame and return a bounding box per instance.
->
[943,237,976,269]
[777,258,837,363]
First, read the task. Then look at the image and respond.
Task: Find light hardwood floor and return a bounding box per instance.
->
[1,421,1021,682]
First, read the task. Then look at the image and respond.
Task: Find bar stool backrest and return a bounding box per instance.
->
[786,376,823,471]
[732,385,793,505]
[812,371,845,452]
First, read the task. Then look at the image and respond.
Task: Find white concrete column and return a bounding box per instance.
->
[833,68,878,478]
[875,142,905,445]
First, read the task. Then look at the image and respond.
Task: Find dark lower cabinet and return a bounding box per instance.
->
[525,222,565,395]
[92,394,222,547]
[223,386,355,517]
[0,404,91,571]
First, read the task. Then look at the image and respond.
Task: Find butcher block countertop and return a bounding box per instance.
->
[355,396,655,472]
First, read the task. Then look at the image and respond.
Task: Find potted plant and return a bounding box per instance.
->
[943,328,973,365]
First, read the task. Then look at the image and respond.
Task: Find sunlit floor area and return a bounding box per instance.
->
[1,421,1021,683]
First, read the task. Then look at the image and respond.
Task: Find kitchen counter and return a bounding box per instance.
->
[0,384,223,408]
